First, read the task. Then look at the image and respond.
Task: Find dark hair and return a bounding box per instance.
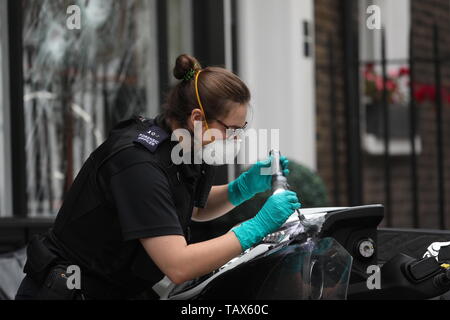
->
[162,54,251,127]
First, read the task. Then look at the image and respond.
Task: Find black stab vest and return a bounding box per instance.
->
[46,115,215,298]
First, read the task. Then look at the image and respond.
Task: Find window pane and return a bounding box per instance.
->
[359,0,410,61]
[358,0,416,156]
[0,1,12,217]
[22,0,160,217]
[167,0,194,86]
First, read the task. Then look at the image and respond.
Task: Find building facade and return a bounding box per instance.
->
[0,0,449,251]
[314,0,450,229]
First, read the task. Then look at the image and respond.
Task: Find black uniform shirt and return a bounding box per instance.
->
[108,114,214,241]
[110,161,185,240]
[48,114,216,299]
[109,152,206,241]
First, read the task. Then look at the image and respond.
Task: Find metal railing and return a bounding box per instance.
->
[323,24,448,229]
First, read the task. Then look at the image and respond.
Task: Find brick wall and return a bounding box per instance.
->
[408,0,450,228]
[314,0,349,207]
[314,0,450,229]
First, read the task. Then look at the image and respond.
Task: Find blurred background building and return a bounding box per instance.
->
[0,0,449,252]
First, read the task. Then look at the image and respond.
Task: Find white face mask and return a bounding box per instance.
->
[195,137,242,166]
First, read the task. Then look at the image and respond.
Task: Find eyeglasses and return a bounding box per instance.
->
[186,111,248,139]
[213,119,248,139]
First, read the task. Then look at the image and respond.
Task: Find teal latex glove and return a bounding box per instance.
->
[231,190,301,251]
[228,155,289,206]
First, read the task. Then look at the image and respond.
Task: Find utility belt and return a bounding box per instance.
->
[23,233,125,300]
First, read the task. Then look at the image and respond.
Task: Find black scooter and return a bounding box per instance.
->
[153,151,450,300]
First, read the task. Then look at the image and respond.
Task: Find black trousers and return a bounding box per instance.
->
[15,270,85,300]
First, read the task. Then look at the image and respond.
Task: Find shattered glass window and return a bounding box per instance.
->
[0,10,4,217]
[22,0,160,217]
[0,1,11,217]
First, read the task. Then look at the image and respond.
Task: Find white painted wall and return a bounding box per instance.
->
[237,0,316,170]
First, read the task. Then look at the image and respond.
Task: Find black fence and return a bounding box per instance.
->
[326,23,448,229]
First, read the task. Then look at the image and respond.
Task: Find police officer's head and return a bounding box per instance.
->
[163,54,251,146]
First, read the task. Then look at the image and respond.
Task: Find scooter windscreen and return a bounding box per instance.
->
[215,236,353,300]
[155,209,353,300]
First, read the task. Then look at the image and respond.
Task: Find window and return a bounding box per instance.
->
[0,1,13,218]
[21,0,161,217]
[167,0,194,87]
[359,0,421,155]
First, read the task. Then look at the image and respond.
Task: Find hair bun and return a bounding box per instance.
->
[173,54,202,80]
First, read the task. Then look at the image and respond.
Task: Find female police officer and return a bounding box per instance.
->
[16,54,301,300]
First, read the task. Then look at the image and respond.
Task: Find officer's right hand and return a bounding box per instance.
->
[231,190,301,251]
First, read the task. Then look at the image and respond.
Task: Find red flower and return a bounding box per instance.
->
[424,85,436,101]
[399,67,410,76]
[364,72,376,82]
[413,84,445,103]
[375,76,384,91]
[386,80,397,91]
[365,63,375,72]
[414,85,427,103]
[388,70,398,78]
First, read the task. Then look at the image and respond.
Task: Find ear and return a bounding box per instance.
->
[190,108,204,122]
[189,109,207,130]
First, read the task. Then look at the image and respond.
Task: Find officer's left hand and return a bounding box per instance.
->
[228,155,289,206]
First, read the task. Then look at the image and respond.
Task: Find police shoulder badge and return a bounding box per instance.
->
[133,124,169,152]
